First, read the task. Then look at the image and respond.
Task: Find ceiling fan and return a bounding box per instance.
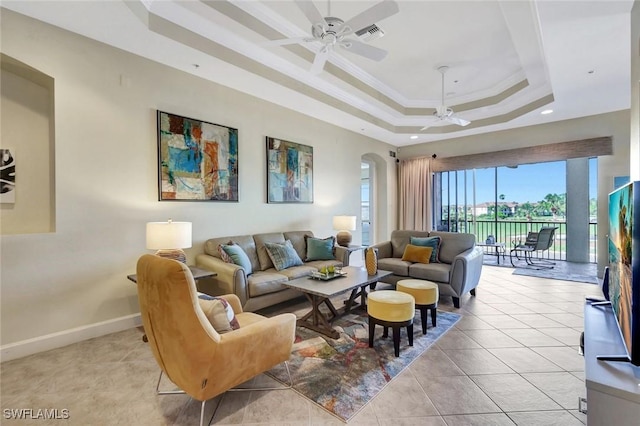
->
[268,0,399,74]
[421,66,471,130]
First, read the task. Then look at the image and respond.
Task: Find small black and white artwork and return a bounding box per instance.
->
[1,148,16,203]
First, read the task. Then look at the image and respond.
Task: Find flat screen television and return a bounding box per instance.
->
[603,180,640,366]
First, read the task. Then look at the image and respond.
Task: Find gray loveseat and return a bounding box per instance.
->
[371,230,484,308]
[196,231,348,312]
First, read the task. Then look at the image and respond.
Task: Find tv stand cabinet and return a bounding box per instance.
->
[583,302,640,424]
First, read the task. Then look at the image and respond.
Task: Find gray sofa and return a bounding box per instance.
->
[195,231,348,312]
[371,230,484,308]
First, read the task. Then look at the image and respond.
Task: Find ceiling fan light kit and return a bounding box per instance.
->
[270,0,399,74]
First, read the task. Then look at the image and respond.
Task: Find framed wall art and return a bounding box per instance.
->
[0,148,16,204]
[266,137,313,203]
[157,111,238,201]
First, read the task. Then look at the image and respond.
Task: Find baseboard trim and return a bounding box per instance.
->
[0,314,142,362]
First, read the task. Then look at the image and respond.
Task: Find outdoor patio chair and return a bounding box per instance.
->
[509,227,558,269]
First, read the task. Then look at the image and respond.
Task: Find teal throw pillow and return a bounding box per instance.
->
[410,236,441,263]
[221,244,253,275]
[264,240,303,271]
[305,236,335,261]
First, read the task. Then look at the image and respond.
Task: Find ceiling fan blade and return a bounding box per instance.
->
[295,0,326,26]
[447,116,471,126]
[339,39,387,61]
[264,36,315,46]
[341,0,399,35]
[310,46,331,74]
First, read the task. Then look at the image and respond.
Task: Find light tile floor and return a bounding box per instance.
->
[0,265,601,425]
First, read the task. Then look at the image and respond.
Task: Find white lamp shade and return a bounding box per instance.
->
[332,215,357,231]
[146,221,192,250]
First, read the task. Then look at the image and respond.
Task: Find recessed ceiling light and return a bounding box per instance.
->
[410,135,419,140]
[541,109,553,115]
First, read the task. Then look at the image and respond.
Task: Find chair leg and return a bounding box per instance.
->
[431,306,437,327]
[419,306,427,334]
[470,288,476,297]
[407,324,413,347]
[452,297,460,308]
[200,400,208,426]
[369,316,375,348]
[156,370,186,395]
[392,326,401,357]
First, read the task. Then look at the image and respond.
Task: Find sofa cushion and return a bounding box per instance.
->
[284,231,314,261]
[197,295,240,334]
[275,265,317,280]
[205,235,260,272]
[247,271,289,298]
[264,240,303,271]
[305,236,336,261]
[402,244,433,264]
[377,257,411,277]
[221,244,253,275]
[253,232,286,271]
[408,262,451,283]
[390,230,430,258]
[429,231,476,264]
[410,236,441,263]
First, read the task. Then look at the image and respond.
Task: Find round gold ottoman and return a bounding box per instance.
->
[397,279,439,335]
[367,290,415,357]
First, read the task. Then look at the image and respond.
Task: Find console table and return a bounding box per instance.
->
[583,301,640,423]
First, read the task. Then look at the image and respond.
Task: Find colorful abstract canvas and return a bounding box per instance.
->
[0,148,16,204]
[157,111,238,201]
[266,137,313,203]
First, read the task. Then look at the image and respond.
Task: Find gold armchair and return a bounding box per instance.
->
[136,254,296,425]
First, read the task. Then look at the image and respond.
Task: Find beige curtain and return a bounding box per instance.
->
[398,157,432,231]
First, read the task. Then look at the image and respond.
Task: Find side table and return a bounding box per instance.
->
[476,242,506,265]
[127,265,216,283]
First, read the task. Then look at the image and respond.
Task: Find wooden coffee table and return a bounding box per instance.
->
[282,266,392,339]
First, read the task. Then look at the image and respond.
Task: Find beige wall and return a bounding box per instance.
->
[0,10,397,348]
[398,111,631,274]
[631,0,640,179]
[0,66,55,234]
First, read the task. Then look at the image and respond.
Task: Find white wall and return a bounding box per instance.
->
[398,111,631,274]
[0,10,397,353]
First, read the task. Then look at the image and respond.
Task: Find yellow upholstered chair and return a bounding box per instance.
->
[136,254,296,425]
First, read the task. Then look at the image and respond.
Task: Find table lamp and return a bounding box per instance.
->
[333,215,356,247]
[146,219,192,263]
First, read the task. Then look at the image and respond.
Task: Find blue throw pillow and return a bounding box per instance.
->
[410,236,441,263]
[264,240,303,271]
[305,236,335,261]
[221,244,253,275]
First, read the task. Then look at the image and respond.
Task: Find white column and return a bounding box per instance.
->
[566,158,590,263]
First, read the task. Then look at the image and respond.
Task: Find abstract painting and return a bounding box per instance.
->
[0,148,16,204]
[266,137,313,203]
[157,111,238,201]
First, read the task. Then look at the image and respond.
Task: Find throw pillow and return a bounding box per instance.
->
[197,295,240,334]
[410,236,441,263]
[217,243,233,263]
[221,243,253,275]
[264,240,303,271]
[401,244,433,264]
[305,236,336,261]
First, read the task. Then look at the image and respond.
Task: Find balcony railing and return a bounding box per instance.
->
[439,219,598,263]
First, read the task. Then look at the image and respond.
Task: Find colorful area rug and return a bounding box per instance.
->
[267,310,460,422]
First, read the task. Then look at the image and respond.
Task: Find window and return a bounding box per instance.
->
[361,161,372,246]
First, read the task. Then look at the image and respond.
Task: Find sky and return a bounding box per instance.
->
[448,159,598,204]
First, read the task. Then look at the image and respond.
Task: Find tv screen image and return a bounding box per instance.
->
[607,180,640,366]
